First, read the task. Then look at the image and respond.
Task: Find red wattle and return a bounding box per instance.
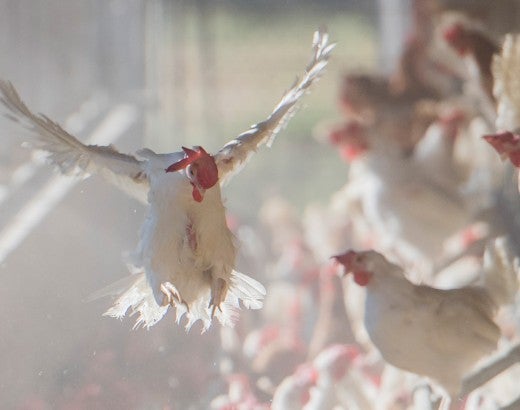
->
[509,151,520,168]
[192,185,203,202]
[340,145,364,162]
[353,270,373,286]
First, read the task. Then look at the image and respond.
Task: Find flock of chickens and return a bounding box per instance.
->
[4,9,520,410]
[304,11,520,410]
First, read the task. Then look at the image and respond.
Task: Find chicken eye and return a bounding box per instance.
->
[186,164,195,177]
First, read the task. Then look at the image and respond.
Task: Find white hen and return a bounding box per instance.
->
[271,364,318,410]
[413,108,467,193]
[0,29,334,330]
[307,344,377,410]
[484,34,520,192]
[492,33,520,133]
[347,127,472,274]
[334,236,518,401]
[439,12,499,126]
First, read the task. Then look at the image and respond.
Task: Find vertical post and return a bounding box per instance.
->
[377,0,412,75]
[196,0,219,143]
[144,0,189,150]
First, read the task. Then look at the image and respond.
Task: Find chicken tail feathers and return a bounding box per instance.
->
[228,270,266,310]
[88,273,169,329]
[210,271,266,330]
[482,236,520,307]
[88,270,265,331]
[493,34,520,132]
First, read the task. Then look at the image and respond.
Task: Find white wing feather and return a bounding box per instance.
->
[493,34,520,132]
[229,269,266,310]
[0,80,148,202]
[214,29,335,184]
[482,236,520,307]
[99,273,169,329]
[91,270,265,330]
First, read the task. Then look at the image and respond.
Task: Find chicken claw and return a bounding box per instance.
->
[160,282,188,310]
[209,278,227,317]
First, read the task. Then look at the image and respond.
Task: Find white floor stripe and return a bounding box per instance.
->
[0,104,137,263]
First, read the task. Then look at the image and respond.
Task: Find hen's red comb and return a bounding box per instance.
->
[333,250,358,271]
[166,146,210,173]
[443,23,465,45]
[483,131,520,167]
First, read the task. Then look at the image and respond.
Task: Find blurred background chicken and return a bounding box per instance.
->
[335,237,519,406]
[439,12,499,122]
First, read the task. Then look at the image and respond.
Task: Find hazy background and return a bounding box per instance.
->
[0,1,519,409]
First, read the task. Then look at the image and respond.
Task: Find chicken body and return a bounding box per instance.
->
[440,13,499,125]
[353,144,470,269]
[413,111,467,193]
[326,118,473,272]
[335,241,518,399]
[271,365,317,410]
[307,344,376,410]
[130,151,241,328]
[493,34,520,133]
[484,34,520,190]
[363,273,497,398]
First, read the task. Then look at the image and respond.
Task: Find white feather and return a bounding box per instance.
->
[0,80,149,202]
[493,34,520,132]
[214,29,334,185]
[0,29,332,331]
[101,273,168,329]
[482,236,519,307]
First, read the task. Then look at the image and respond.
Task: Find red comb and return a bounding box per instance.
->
[327,344,361,362]
[294,364,319,386]
[166,146,211,172]
[443,23,464,44]
[483,131,519,150]
[328,122,368,162]
[333,250,358,271]
[440,108,466,125]
[483,131,520,167]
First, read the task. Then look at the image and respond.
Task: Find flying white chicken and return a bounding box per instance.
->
[334,236,519,402]
[0,29,334,330]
